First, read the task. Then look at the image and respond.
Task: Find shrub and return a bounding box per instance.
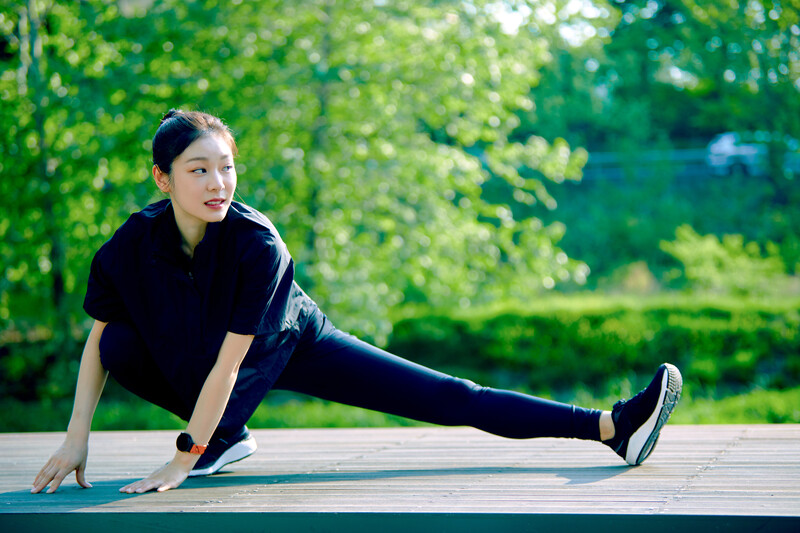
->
[386,295,800,398]
[660,225,796,297]
[3,294,798,404]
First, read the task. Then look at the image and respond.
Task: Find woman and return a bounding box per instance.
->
[32,110,682,495]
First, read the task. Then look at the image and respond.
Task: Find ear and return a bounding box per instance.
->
[152,165,171,193]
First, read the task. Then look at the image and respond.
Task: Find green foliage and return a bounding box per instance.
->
[0,335,83,401]
[8,293,798,406]
[660,224,794,296]
[526,1,800,287]
[3,0,800,427]
[543,169,800,294]
[3,1,798,326]
[671,387,800,425]
[530,0,800,151]
[387,295,800,398]
[1,0,594,347]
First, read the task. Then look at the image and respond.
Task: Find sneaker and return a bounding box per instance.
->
[188,426,257,477]
[604,363,682,466]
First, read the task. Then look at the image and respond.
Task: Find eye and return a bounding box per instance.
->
[223,164,234,172]
[191,168,207,174]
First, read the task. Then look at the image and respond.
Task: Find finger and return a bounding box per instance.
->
[46,470,69,494]
[120,480,149,493]
[32,465,58,494]
[34,458,54,479]
[76,466,92,489]
[33,461,54,488]
[120,475,146,492]
[31,478,50,494]
[33,466,46,487]
[31,474,53,494]
[31,475,48,493]
[136,481,158,493]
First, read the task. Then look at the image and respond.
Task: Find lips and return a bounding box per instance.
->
[205,198,226,206]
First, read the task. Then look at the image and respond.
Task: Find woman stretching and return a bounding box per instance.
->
[32,110,682,494]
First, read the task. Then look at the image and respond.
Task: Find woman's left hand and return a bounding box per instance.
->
[119,457,192,494]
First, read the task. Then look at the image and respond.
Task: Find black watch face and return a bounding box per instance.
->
[176,432,192,452]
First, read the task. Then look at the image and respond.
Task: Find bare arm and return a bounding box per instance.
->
[181,332,255,450]
[119,331,254,493]
[32,320,109,493]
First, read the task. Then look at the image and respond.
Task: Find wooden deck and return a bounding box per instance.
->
[2,425,799,532]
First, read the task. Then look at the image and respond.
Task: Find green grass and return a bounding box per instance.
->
[2,387,799,433]
[669,387,800,424]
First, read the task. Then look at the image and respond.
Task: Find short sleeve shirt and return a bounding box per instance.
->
[83,199,318,396]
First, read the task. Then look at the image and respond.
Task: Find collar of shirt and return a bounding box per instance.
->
[149,201,222,271]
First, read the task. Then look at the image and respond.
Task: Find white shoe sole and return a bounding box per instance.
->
[188,435,258,477]
[625,363,682,466]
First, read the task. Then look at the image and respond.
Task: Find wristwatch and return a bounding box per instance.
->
[176,432,207,455]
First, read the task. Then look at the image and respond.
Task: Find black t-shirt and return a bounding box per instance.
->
[83,199,318,396]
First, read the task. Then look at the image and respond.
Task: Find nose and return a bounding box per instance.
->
[208,169,224,191]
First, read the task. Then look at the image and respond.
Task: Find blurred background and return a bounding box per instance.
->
[1,0,799,431]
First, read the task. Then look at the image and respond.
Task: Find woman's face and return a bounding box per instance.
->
[154,133,237,229]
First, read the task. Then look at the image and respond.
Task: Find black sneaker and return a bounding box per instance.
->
[604,363,682,466]
[189,426,257,477]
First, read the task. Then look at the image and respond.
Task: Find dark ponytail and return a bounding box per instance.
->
[152,109,237,175]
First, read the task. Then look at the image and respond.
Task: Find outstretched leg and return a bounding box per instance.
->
[273,322,603,441]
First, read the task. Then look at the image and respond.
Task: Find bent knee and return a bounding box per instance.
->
[98,322,145,372]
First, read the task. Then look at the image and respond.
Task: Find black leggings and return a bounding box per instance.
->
[98,318,602,442]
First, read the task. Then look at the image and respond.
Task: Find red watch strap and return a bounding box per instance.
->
[189,443,207,455]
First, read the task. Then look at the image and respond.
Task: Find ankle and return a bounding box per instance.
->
[599,411,615,441]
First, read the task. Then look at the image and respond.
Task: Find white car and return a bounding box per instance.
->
[706,132,768,176]
[707,132,800,177]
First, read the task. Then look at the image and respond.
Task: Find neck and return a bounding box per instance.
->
[172,211,207,258]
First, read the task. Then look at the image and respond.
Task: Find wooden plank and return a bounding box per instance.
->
[1,425,799,531]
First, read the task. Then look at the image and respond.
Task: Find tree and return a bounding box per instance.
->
[0,0,149,342]
[603,0,800,267]
[211,0,590,341]
[523,0,800,283]
[1,0,588,349]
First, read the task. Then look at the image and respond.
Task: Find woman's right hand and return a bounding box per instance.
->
[31,440,92,494]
